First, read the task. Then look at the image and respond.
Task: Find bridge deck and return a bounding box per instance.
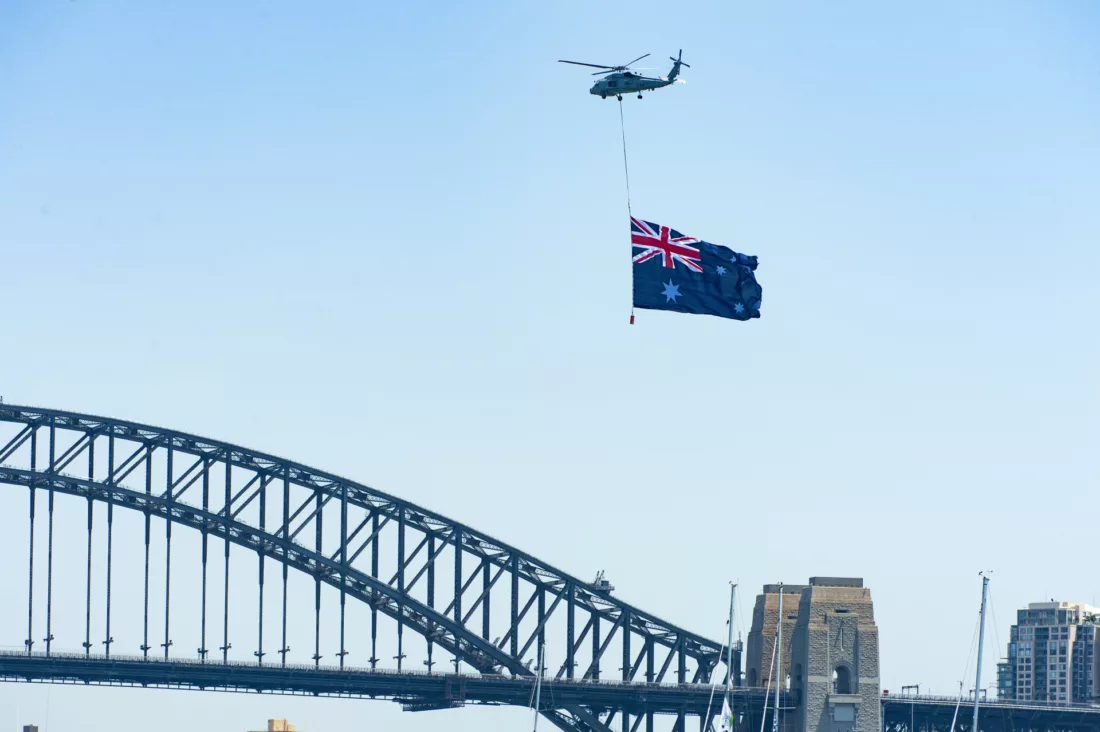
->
[0,651,777,716]
[4,653,1099,730]
[881,694,1100,732]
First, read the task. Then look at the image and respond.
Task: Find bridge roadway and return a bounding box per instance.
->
[5,653,1100,732]
[0,651,775,717]
[880,693,1100,732]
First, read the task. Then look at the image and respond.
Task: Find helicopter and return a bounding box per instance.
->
[558,50,689,100]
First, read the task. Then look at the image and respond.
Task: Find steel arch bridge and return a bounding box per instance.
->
[0,405,747,732]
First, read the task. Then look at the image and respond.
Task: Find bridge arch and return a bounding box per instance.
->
[0,405,732,732]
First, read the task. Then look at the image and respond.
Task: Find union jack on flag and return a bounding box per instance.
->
[631,217,703,273]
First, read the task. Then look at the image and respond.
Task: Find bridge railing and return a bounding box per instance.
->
[881,692,1100,713]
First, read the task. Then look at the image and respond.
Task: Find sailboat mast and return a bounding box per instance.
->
[773,583,783,732]
[972,574,990,732]
[726,583,737,696]
[949,680,963,732]
[532,641,545,732]
[705,582,740,732]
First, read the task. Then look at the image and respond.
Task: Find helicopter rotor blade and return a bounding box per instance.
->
[623,53,650,68]
[591,67,655,76]
[558,60,616,70]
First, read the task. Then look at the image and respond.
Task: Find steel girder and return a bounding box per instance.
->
[0,405,734,732]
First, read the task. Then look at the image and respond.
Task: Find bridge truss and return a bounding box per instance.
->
[0,405,739,732]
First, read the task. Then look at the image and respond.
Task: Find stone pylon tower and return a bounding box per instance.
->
[746,584,807,690]
[789,578,880,732]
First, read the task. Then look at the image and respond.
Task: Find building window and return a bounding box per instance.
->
[834,666,852,695]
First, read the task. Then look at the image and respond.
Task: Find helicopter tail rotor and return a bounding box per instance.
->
[666,49,689,82]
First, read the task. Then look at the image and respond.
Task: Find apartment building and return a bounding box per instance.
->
[998,601,1098,704]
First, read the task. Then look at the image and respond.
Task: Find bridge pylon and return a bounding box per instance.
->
[791,578,881,732]
[748,578,881,732]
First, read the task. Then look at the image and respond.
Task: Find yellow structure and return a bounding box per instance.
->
[249,721,296,732]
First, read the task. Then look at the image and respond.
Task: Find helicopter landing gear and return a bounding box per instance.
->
[617,95,623,101]
[637,94,643,99]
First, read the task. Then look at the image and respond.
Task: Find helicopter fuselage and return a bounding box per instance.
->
[590,72,671,98]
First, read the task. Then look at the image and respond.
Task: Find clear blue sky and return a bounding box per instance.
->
[1,1,1098,730]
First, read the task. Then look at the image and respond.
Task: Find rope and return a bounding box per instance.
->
[619,98,635,324]
[618,98,633,217]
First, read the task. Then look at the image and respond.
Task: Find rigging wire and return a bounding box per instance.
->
[987,587,1003,700]
[759,635,779,732]
[546,667,556,727]
[736,586,747,654]
[703,670,720,732]
[988,587,1003,659]
[528,665,538,709]
[960,608,982,697]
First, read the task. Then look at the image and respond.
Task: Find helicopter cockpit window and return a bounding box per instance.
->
[608,81,617,87]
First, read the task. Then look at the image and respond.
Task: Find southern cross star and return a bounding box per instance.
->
[716,265,727,276]
[734,302,745,313]
[661,280,681,303]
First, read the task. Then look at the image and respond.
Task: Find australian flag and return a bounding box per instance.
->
[632,217,762,321]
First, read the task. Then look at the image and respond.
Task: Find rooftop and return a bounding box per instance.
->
[762,584,809,594]
[809,577,864,588]
[1025,602,1099,614]
[248,721,296,732]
